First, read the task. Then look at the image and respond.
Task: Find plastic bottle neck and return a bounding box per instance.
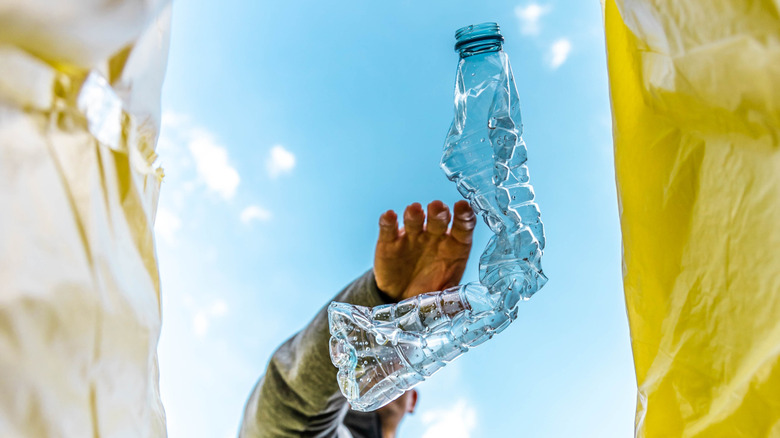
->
[455,22,504,58]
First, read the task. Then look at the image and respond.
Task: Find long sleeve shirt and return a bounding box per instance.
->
[239,270,391,438]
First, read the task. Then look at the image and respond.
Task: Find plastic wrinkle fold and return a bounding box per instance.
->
[605,0,780,436]
[0,1,172,436]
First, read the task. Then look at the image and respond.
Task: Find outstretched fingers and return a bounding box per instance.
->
[378,209,399,243]
[450,200,476,244]
[403,202,425,238]
[426,200,451,236]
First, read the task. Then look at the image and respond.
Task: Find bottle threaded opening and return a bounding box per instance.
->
[454,22,504,55]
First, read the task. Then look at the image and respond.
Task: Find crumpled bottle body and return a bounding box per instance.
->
[328,25,546,412]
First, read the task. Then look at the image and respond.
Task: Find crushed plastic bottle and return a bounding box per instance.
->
[328,22,547,412]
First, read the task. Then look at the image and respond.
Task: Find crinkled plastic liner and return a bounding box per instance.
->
[0,1,171,436]
[605,0,780,436]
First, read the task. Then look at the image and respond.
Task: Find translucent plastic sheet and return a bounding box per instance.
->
[0,1,171,436]
[604,0,780,436]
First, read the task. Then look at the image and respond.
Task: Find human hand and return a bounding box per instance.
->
[374,200,476,301]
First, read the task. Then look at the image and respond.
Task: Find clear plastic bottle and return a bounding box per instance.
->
[442,22,546,299]
[328,22,547,412]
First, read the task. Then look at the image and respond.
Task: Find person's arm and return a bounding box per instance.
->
[240,200,475,437]
[239,270,391,437]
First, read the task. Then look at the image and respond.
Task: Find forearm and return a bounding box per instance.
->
[239,269,391,438]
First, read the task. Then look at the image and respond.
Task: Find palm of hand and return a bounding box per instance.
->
[374,200,476,301]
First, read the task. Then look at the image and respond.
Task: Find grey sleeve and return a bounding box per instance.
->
[239,270,391,438]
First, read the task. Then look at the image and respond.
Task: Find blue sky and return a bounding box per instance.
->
[154,1,636,437]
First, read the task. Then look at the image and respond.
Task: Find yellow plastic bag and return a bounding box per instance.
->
[0,1,171,436]
[605,0,780,436]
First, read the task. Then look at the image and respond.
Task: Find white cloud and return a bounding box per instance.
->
[193,312,210,337]
[157,112,192,176]
[266,145,296,179]
[159,111,240,201]
[210,299,228,317]
[240,205,272,224]
[188,129,240,200]
[161,111,189,131]
[155,207,181,244]
[421,399,477,438]
[515,3,551,36]
[549,38,572,69]
[192,298,230,337]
